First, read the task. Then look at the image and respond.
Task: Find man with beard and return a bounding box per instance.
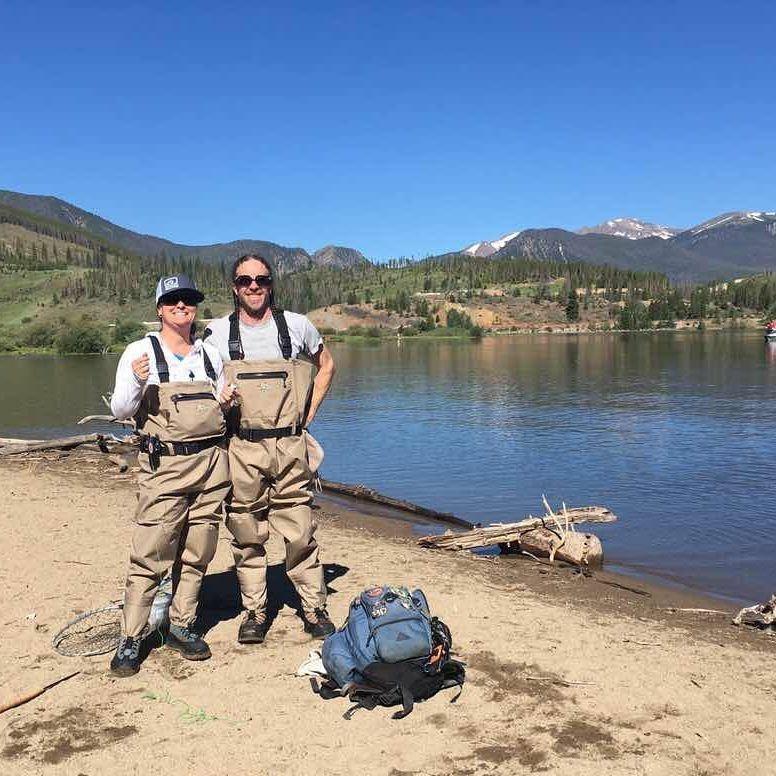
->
[204,255,336,643]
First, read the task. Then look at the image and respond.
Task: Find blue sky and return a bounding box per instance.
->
[1,1,774,259]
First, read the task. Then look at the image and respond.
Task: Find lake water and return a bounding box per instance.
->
[2,332,774,603]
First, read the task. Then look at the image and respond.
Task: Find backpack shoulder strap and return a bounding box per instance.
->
[271,307,293,360]
[202,347,217,381]
[228,311,243,360]
[146,334,169,383]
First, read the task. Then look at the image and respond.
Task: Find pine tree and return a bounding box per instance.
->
[565,287,580,322]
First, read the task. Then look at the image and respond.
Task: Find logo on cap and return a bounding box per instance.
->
[163,277,179,291]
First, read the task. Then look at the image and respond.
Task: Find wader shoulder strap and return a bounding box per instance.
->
[229,308,292,360]
[202,348,217,381]
[271,307,293,360]
[147,334,169,383]
[228,311,244,361]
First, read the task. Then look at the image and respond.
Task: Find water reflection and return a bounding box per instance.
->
[1,332,774,601]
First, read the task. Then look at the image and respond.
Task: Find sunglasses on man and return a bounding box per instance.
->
[234,274,273,289]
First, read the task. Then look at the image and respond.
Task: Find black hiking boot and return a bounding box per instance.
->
[110,636,141,677]
[166,624,211,661]
[300,607,335,639]
[238,610,269,644]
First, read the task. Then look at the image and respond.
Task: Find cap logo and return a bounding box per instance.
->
[163,277,179,291]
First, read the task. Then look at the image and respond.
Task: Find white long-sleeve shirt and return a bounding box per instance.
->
[110,335,225,421]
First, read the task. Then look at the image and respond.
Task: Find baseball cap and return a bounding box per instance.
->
[154,274,205,304]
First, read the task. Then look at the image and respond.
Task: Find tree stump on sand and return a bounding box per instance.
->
[501,528,603,567]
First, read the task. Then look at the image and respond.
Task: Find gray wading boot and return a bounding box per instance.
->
[300,607,335,639]
[166,624,212,661]
[238,610,269,644]
[110,636,141,677]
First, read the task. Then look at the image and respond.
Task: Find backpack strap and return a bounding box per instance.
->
[147,334,169,383]
[391,685,415,720]
[271,307,293,360]
[343,683,414,720]
[228,311,244,360]
[202,347,217,381]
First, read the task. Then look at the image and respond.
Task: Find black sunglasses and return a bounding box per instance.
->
[160,293,199,307]
[234,274,273,289]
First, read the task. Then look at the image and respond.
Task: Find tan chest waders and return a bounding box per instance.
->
[120,334,230,638]
[135,335,226,459]
[224,308,327,615]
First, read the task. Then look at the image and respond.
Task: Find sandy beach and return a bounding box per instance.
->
[1,451,774,776]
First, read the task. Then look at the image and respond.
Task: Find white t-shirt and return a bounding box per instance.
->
[110,335,224,420]
[205,311,323,362]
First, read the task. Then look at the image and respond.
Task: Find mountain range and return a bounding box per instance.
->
[0,190,367,274]
[463,212,776,282]
[3,188,776,282]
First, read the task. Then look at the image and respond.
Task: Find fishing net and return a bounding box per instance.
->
[52,577,172,657]
[52,602,123,657]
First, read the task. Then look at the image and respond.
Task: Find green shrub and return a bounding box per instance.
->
[113,319,146,344]
[56,323,107,354]
[22,322,57,349]
[0,327,21,353]
[318,326,337,336]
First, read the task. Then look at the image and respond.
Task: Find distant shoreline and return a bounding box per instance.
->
[0,320,766,356]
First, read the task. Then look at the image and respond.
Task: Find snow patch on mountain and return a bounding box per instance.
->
[690,211,776,235]
[463,231,521,256]
[579,217,680,240]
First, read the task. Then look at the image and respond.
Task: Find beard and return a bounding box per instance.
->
[236,290,272,319]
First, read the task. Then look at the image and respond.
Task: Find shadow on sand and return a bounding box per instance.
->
[195,562,350,635]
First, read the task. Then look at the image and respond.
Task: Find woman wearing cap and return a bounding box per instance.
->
[108,274,235,677]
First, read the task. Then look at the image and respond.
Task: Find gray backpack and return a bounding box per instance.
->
[319,586,464,718]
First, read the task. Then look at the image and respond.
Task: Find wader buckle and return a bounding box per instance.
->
[140,435,164,471]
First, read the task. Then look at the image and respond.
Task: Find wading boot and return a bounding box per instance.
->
[238,610,269,644]
[300,607,335,639]
[166,624,211,661]
[110,636,141,677]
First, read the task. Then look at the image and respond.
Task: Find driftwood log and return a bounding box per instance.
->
[733,594,776,630]
[320,478,473,529]
[0,433,105,456]
[418,502,616,568]
[77,414,135,428]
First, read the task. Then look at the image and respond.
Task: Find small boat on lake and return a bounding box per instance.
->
[765,321,776,342]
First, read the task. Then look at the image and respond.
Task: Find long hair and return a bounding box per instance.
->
[232,254,276,315]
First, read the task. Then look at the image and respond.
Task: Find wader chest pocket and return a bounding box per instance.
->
[170,392,217,410]
[237,371,289,387]
[160,388,225,441]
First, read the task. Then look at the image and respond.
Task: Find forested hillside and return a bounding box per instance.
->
[2,202,776,354]
[0,191,367,271]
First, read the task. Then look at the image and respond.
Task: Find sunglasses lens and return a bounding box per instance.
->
[163,294,197,306]
[235,274,272,288]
